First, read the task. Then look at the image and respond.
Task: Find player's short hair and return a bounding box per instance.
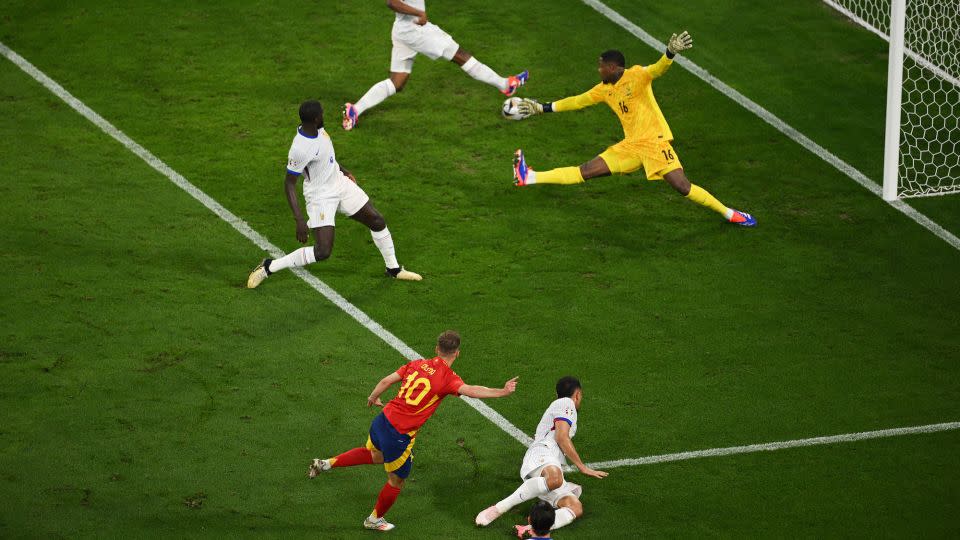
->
[299,100,323,124]
[529,501,555,536]
[556,376,581,399]
[600,49,626,67]
[437,330,460,354]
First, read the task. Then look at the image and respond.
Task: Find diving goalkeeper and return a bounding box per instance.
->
[513,32,756,227]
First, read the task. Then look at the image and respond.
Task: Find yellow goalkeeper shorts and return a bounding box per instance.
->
[599,140,683,180]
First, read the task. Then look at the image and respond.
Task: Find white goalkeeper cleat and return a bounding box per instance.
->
[246,258,272,289]
[387,266,422,281]
[307,458,331,478]
[475,505,503,527]
[363,515,396,531]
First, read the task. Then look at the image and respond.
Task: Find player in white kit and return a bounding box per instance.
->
[475,377,607,535]
[246,100,421,288]
[341,0,529,130]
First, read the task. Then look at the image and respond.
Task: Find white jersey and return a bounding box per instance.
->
[394,0,425,24]
[531,397,578,455]
[286,127,344,200]
[519,397,579,479]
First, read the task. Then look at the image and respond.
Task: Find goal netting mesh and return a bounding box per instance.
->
[825,0,960,198]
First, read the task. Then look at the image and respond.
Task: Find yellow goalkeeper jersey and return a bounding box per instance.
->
[552,55,674,143]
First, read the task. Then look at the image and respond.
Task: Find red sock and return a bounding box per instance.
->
[373,482,402,518]
[329,447,374,468]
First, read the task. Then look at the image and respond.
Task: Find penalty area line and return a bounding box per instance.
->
[578,421,960,471]
[580,0,960,252]
[0,41,534,448]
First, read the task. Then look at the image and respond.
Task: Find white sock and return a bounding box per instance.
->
[461,57,508,91]
[268,246,316,272]
[526,170,537,184]
[371,227,399,269]
[724,208,735,220]
[494,477,548,514]
[355,79,397,116]
[551,507,577,530]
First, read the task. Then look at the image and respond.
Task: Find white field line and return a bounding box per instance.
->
[580,0,960,252]
[0,41,534,448]
[821,0,960,89]
[576,421,960,472]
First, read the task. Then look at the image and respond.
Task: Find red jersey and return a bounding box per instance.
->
[382,357,465,434]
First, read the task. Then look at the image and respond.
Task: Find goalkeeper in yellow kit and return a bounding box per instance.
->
[513,32,756,226]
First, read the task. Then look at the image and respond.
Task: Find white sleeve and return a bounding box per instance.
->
[553,398,577,428]
[286,145,310,176]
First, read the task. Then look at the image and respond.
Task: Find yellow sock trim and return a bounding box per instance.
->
[686,184,728,216]
[536,166,584,185]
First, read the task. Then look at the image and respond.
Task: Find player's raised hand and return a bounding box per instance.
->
[295,218,309,244]
[502,376,519,395]
[579,466,608,479]
[517,98,544,117]
[667,31,693,55]
[367,395,384,407]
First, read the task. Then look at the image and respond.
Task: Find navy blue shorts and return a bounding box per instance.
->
[367,412,416,479]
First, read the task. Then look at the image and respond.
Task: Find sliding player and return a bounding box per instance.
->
[246,100,420,289]
[342,0,528,130]
[475,376,606,534]
[308,331,518,531]
[512,32,756,227]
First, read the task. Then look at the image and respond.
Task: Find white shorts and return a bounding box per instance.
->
[390,21,459,73]
[520,446,583,508]
[539,481,582,507]
[520,444,564,480]
[304,176,369,228]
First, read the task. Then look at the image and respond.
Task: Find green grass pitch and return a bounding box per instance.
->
[1,1,959,538]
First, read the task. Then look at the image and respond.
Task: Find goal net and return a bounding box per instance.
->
[824,0,960,198]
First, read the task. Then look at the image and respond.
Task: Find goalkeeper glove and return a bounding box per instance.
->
[517,98,544,117]
[667,31,693,55]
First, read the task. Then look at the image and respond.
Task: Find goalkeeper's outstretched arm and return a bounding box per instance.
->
[647,30,693,78]
[516,90,601,118]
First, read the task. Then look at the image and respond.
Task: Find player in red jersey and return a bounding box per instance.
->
[307,330,518,532]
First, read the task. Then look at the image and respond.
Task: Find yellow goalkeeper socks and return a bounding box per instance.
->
[686,184,732,218]
[534,166,584,185]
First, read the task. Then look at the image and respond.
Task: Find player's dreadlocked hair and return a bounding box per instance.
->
[299,100,324,125]
[600,49,626,67]
[555,376,581,399]
[437,330,461,355]
[529,501,556,536]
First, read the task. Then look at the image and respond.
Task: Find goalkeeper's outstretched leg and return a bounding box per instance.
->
[662,168,756,226]
[513,150,610,187]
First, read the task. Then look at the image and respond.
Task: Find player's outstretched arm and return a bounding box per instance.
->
[647,31,693,79]
[555,421,608,479]
[458,376,518,399]
[367,372,403,407]
[518,90,602,118]
[283,172,309,244]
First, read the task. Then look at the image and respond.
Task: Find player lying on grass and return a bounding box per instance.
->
[475,376,607,535]
[308,331,518,532]
[511,32,756,227]
[341,0,528,130]
[247,100,420,288]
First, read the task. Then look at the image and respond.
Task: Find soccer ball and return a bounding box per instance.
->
[501,97,524,120]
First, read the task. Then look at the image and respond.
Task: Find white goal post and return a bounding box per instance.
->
[824,0,960,200]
